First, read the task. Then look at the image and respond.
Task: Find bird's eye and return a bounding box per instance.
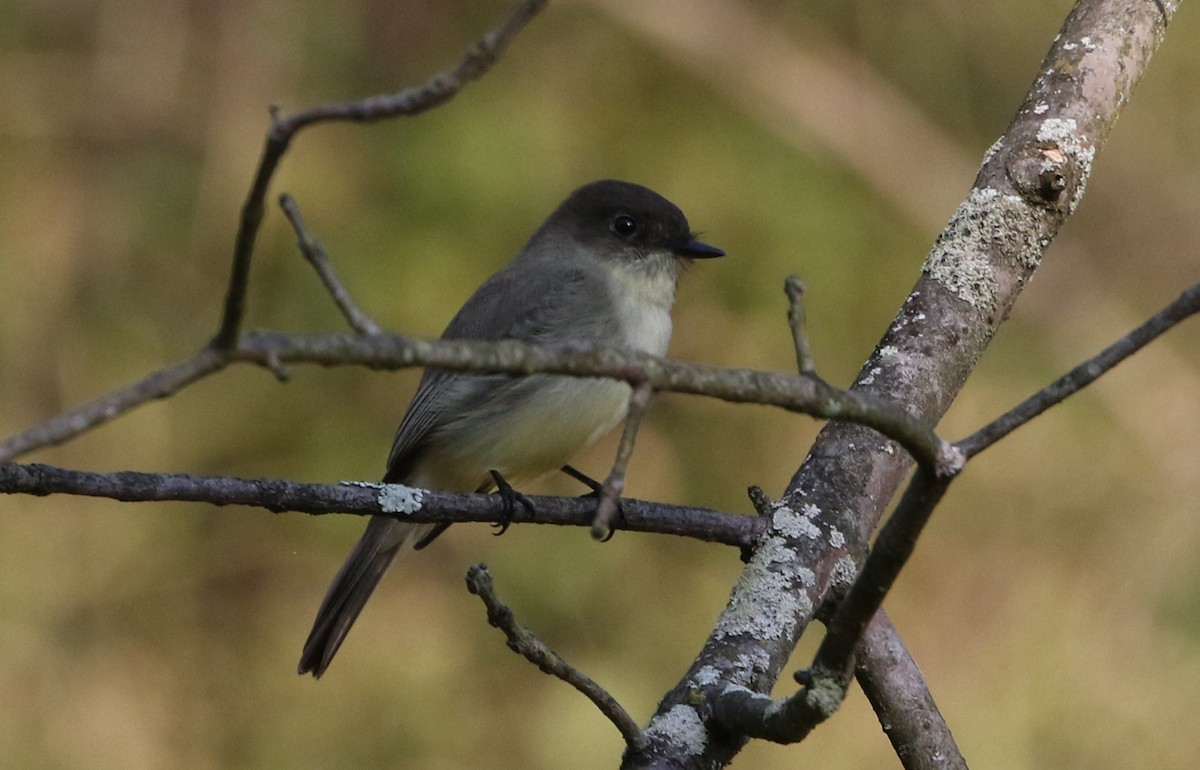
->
[610,215,638,237]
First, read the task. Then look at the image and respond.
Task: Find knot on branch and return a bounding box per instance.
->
[1005,117,1094,214]
[1005,144,1075,211]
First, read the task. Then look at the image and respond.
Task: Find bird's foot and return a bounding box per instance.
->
[490,470,535,535]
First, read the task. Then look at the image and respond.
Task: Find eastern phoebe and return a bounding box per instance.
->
[299,179,724,677]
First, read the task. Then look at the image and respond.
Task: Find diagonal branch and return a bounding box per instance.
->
[710,278,1199,747]
[0,349,227,463]
[855,612,967,770]
[629,1,1180,765]
[466,564,648,751]
[279,194,383,336]
[709,469,951,744]
[959,281,1200,457]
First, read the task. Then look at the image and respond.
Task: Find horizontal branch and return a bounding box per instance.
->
[235,329,957,474]
[0,462,763,547]
[1,324,956,477]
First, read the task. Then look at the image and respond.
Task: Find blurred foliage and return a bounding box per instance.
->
[1,0,1199,768]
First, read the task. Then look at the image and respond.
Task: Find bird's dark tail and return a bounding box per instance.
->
[298,516,433,678]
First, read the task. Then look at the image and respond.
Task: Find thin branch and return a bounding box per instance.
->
[813,469,949,680]
[279,194,383,336]
[855,611,967,770]
[271,0,547,134]
[3,320,952,479]
[234,329,953,472]
[209,0,547,349]
[0,462,764,548]
[465,564,648,751]
[959,282,1200,457]
[0,349,227,463]
[785,276,817,376]
[591,382,653,540]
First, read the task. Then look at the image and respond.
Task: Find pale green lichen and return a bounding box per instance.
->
[980,136,1005,166]
[830,555,860,589]
[805,669,849,719]
[713,531,814,643]
[645,705,707,756]
[923,188,1042,311]
[772,504,821,541]
[341,480,425,514]
[380,484,424,513]
[1036,117,1095,214]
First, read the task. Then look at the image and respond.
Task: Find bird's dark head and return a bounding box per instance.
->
[543,179,724,264]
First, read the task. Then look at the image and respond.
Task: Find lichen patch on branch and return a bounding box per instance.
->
[644,705,708,757]
[923,188,1042,311]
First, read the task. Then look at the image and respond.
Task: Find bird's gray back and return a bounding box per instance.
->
[383,248,621,485]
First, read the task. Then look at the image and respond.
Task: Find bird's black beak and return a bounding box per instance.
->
[674,238,725,259]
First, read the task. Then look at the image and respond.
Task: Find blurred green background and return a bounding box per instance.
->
[2,0,1199,767]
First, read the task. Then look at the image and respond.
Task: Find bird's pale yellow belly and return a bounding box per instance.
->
[411,375,631,492]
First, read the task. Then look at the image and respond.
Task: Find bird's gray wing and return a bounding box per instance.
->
[383,260,609,483]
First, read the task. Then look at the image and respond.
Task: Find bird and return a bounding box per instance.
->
[298,179,724,677]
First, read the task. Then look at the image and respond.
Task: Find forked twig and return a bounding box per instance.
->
[210,0,548,349]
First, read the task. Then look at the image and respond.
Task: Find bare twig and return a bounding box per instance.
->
[235,330,951,471]
[785,276,817,376]
[209,0,547,349]
[270,0,547,135]
[465,564,648,751]
[0,461,764,548]
[959,282,1200,458]
[746,485,774,516]
[279,194,383,336]
[813,469,949,681]
[0,349,227,463]
[591,382,653,539]
[855,612,967,770]
[2,320,951,477]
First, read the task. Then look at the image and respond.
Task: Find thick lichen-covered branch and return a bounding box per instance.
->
[626,1,1181,766]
